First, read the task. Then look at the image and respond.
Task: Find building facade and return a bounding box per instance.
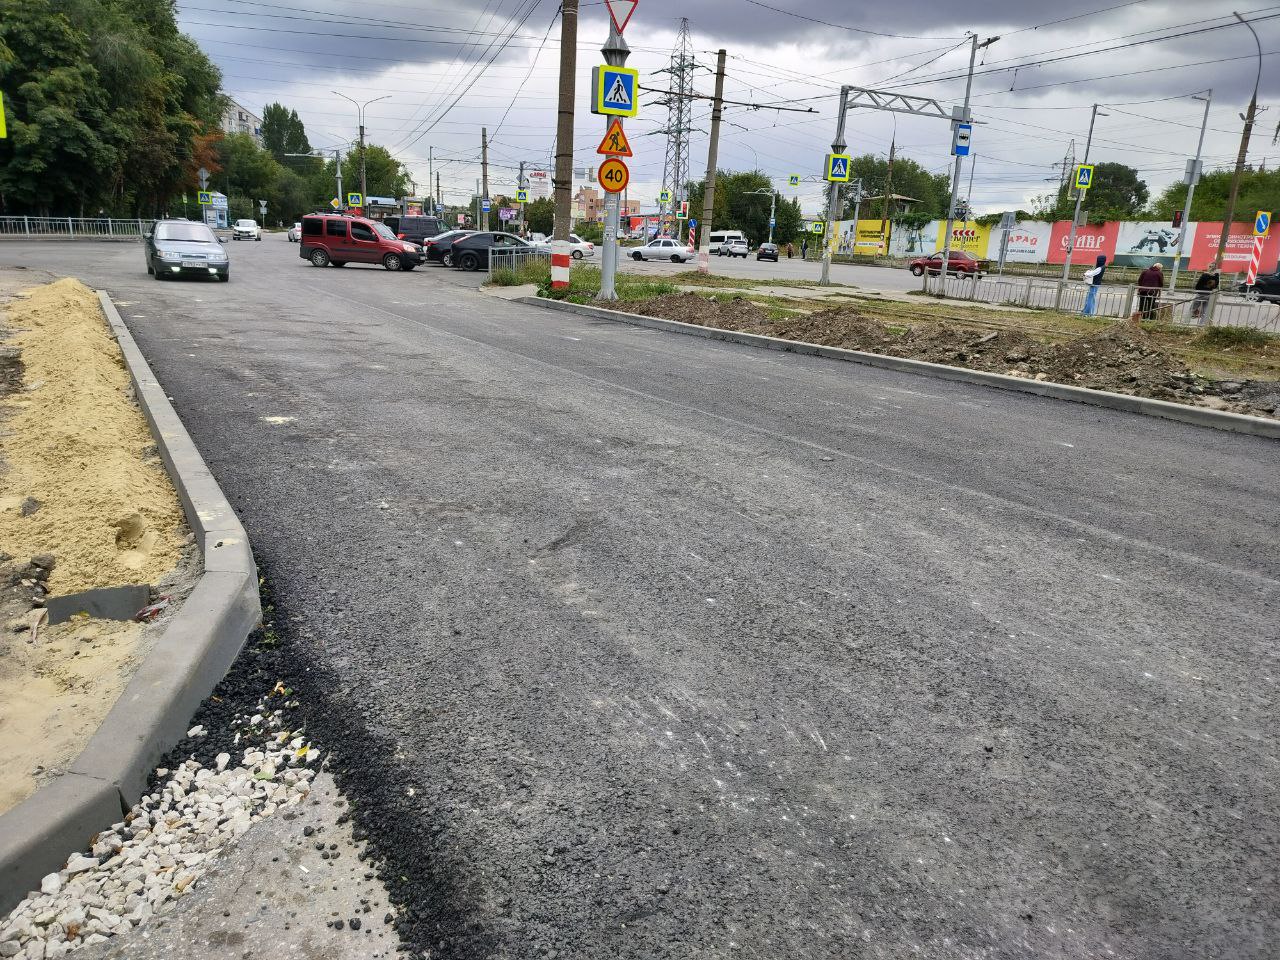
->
[220,99,263,146]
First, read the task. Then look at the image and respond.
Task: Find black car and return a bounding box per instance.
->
[145,219,229,281]
[423,229,474,266]
[756,242,779,262]
[383,215,446,246]
[1241,271,1280,302]
[449,232,535,271]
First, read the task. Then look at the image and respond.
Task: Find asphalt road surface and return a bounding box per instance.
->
[2,238,1277,959]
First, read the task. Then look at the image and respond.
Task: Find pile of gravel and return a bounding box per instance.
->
[0,704,320,958]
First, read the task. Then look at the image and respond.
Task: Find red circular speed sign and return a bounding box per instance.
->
[599,157,630,194]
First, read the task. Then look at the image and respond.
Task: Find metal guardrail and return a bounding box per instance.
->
[0,216,151,240]
[488,247,550,277]
[921,272,1279,332]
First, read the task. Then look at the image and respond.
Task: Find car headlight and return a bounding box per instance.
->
[159,251,181,261]
[209,252,228,262]
[402,242,417,253]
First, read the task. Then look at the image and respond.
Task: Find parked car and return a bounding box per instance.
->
[631,238,694,263]
[423,229,473,266]
[909,250,987,277]
[232,219,261,241]
[145,219,229,281]
[1241,272,1280,302]
[383,215,446,246]
[298,214,422,270]
[287,222,301,242]
[756,242,779,262]
[708,229,747,254]
[719,238,749,258]
[449,231,536,271]
[568,233,595,259]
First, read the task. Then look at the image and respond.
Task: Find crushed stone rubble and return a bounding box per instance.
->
[1,702,322,958]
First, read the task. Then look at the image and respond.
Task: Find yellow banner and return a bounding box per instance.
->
[934,220,991,257]
[829,219,891,255]
[0,91,6,139]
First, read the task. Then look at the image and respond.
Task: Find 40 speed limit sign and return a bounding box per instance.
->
[599,157,630,194]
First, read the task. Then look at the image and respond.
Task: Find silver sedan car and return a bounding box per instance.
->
[629,237,694,263]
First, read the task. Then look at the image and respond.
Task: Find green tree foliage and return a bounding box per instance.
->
[260,103,310,159]
[524,197,554,235]
[1148,166,1280,222]
[1047,161,1148,223]
[0,0,222,215]
[340,145,409,198]
[686,171,804,245]
[843,154,952,220]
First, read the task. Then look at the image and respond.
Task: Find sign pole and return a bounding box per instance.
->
[819,86,850,286]
[598,22,630,301]
[1062,104,1102,282]
[1170,90,1212,292]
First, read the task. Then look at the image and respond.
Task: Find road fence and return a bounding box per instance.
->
[921,272,1279,333]
[489,247,550,277]
[0,216,152,240]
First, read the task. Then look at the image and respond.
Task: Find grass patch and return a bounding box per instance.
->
[489,259,677,302]
[1194,325,1274,349]
[489,258,550,287]
[670,271,847,290]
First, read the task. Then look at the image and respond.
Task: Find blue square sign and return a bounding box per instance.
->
[592,65,639,117]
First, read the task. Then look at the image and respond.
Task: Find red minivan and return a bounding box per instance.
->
[298,214,423,271]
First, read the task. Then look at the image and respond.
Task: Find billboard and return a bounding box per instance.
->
[525,169,552,200]
[999,221,1053,263]
[935,221,992,258]
[1189,222,1280,272]
[1112,221,1190,269]
[1047,220,1119,264]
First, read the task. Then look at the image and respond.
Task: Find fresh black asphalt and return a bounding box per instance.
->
[2,240,1277,959]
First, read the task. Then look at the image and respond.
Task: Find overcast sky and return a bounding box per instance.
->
[181,0,1280,217]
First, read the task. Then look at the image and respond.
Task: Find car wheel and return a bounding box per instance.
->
[310,248,330,267]
[146,262,153,275]
[382,253,403,272]
[219,273,230,282]
[256,236,261,241]
[332,261,346,267]
[153,267,165,280]
[910,265,925,277]
[442,253,453,267]
[459,252,480,271]
[402,264,416,272]
[671,255,684,263]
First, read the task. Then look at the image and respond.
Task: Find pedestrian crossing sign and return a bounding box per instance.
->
[824,153,851,183]
[1255,210,1271,236]
[347,192,363,207]
[788,174,800,187]
[1075,164,1094,190]
[659,189,671,203]
[810,221,825,235]
[197,191,212,205]
[591,65,639,117]
[516,189,528,204]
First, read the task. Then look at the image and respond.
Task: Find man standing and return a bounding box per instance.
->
[1192,266,1220,322]
[1137,261,1164,322]
[801,237,808,260]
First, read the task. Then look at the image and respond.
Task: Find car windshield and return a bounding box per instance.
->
[236,220,255,227]
[372,222,397,240]
[155,223,217,242]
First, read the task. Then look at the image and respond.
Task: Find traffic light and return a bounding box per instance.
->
[1172,209,1184,228]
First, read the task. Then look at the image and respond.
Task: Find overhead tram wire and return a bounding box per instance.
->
[488,3,559,140]
[737,0,964,39]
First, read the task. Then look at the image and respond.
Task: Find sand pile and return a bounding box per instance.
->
[0,278,185,593]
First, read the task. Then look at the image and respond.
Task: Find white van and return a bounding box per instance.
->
[708,229,746,255]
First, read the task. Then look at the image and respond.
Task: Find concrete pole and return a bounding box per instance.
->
[768,190,776,244]
[598,23,630,301]
[551,0,579,290]
[335,149,344,212]
[849,180,863,256]
[697,49,728,275]
[428,146,434,213]
[518,161,526,236]
[819,85,851,286]
[481,127,490,231]
[358,121,367,200]
[1171,90,1212,291]
[939,34,984,292]
[1217,11,1262,268]
[1061,103,1101,282]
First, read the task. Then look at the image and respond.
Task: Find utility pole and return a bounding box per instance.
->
[697,49,728,275]
[965,152,977,213]
[481,127,490,231]
[939,35,996,289]
[879,136,896,250]
[820,86,851,286]
[1171,90,1212,291]
[551,0,579,290]
[1061,103,1105,282]
[849,178,864,255]
[1217,11,1264,268]
[335,151,344,211]
[518,160,526,236]
[428,146,434,213]
[598,19,629,300]
[436,171,442,220]
[333,92,388,201]
[475,178,480,229]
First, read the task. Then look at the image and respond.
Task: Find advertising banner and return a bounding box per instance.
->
[1189,222,1280,272]
[1112,221,1191,269]
[1000,221,1053,263]
[934,221,992,258]
[888,220,931,257]
[1047,220,1118,264]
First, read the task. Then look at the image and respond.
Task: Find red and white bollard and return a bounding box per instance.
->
[551,239,571,290]
[1246,236,1264,286]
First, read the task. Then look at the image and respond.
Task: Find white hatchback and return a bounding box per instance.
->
[630,238,693,263]
[232,219,261,241]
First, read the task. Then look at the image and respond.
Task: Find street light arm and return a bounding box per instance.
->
[1234,11,1263,103]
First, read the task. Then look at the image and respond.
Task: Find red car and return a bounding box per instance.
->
[298,213,422,271]
[909,250,987,278]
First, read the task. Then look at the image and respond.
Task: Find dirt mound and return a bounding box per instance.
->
[892,326,1044,373]
[766,308,896,352]
[631,293,772,332]
[1037,322,1192,399]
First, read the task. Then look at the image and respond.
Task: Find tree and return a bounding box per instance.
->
[340,144,408,198]
[686,170,805,246]
[524,197,553,235]
[843,153,951,220]
[1048,161,1147,223]
[261,102,310,159]
[1148,166,1280,222]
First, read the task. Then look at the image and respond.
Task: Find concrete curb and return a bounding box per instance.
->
[517,296,1280,440]
[0,292,262,915]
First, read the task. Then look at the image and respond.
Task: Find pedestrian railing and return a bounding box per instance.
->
[0,216,151,240]
[921,272,1278,332]
[488,247,550,277]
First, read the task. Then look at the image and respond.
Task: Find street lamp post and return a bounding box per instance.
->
[1216,11,1263,268]
[745,188,777,244]
[285,149,344,210]
[332,92,390,201]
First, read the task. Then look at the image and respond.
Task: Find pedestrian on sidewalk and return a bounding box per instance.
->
[801,238,808,260]
[1082,253,1107,317]
[1136,262,1164,322]
[786,241,794,259]
[1191,266,1219,322]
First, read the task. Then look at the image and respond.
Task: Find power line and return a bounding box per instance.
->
[737,0,964,40]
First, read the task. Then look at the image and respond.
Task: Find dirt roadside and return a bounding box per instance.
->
[627,292,1280,419]
[0,274,196,814]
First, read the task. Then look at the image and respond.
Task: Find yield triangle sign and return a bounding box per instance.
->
[605,0,638,33]
[596,118,633,157]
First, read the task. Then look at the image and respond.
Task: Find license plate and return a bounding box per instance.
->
[181,259,204,267]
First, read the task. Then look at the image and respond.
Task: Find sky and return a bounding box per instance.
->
[181,0,1280,217]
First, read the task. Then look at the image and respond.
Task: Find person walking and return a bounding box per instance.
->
[786,241,794,259]
[1137,262,1164,322]
[1192,266,1219,322]
[801,238,809,260]
[1082,253,1107,317]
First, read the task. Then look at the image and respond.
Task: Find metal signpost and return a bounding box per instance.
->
[594,5,636,302]
[1246,210,1271,286]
